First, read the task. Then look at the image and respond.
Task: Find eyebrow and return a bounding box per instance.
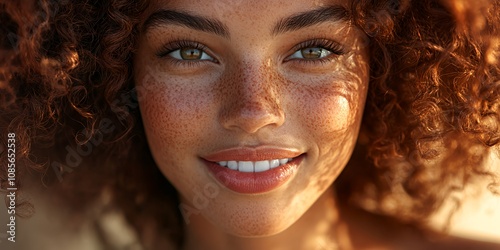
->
[142,5,350,38]
[142,10,230,38]
[272,6,350,35]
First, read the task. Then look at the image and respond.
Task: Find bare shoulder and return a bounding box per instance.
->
[338,204,500,250]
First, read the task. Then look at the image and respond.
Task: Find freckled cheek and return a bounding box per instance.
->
[298,91,363,182]
[302,94,357,135]
[327,96,352,131]
[136,80,215,150]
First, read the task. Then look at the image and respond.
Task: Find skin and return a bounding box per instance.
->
[133,0,368,249]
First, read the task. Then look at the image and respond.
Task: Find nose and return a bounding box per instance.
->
[218,64,285,134]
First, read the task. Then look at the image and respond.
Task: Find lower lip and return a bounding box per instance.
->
[203,155,304,194]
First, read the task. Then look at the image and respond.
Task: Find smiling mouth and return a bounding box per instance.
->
[202,147,304,193]
[203,155,304,194]
[215,158,294,173]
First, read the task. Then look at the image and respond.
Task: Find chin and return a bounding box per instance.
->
[207,203,305,238]
[224,222,292,238]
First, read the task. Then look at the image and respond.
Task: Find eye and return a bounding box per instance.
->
[156,40,217,63]
[169,47,215,61]
[288,47,332,60]
[285,39,345,62]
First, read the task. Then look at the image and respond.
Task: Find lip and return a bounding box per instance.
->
[202,147,304,194]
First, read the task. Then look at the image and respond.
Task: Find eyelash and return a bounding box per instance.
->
[155,38,345,66]
[286,39,345,64]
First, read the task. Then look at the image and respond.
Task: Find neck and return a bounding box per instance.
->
[181,187,344,250]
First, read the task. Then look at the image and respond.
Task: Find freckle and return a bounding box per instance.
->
[333,96,351,130]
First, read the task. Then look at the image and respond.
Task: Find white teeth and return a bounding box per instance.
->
[254,161,270,172]
[227,161,238,170]
[217,158,295,172]
[270,159,280,169]
[238,161,254,172]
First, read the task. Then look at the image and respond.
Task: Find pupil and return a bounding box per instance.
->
[302,48,322,59]
[181,48,201,60]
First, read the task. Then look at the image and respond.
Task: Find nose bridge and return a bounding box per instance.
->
[239,62,278,103]
[218,60,285,133]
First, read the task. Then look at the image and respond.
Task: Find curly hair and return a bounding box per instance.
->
[1,0,499,248]
[332,0,500,226]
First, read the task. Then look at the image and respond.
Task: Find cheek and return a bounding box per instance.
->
[308,93,358,175]
[292,79,367,191]
[135,75,217,196]
[297,83,363,144]
[136,75,215,151]
[310,94,352,133]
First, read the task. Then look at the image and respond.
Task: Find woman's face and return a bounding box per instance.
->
[134,0,369,237]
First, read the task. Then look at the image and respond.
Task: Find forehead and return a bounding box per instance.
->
[145,0,351,23]
[148,0,348,9]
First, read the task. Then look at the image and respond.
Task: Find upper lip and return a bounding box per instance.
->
[202,146,303,162]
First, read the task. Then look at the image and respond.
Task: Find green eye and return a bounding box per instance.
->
[289,47,332,60]
[169,47,214,61]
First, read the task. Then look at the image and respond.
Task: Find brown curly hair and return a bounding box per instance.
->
[1,0,499,248]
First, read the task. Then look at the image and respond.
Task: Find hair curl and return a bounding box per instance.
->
[339,0,500,222]
[1,0,499,248]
